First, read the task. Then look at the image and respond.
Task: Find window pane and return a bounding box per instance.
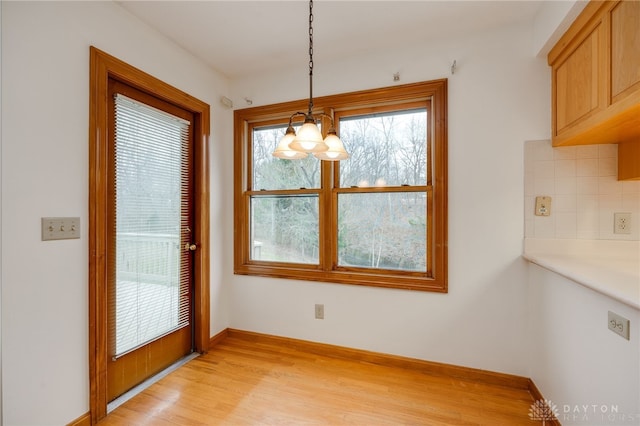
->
[253,124,320,190]
[338,192,426,272]
[251,195,319,264]
[339,109,427,188]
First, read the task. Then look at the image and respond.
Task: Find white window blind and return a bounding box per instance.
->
[111,93,191,357]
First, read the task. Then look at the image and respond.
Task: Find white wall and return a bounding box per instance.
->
[229,21,551,376]
[528,264,640,424]
[1,2,231,424]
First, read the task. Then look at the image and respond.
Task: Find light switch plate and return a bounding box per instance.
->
[535,196,552,216]
[41,217,80,241]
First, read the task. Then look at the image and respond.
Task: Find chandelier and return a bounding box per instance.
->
[272,0,349,161]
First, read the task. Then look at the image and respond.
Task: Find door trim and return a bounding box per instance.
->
[89,46,210,423]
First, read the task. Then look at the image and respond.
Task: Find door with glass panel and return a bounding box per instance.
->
[107,80,194,401]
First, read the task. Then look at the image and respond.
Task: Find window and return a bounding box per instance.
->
[234,80,447,292]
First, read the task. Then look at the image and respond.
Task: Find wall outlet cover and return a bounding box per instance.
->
[315,304,324,320]
[608,311,630,340]
[614,212,632,235]
[535,196,552,216]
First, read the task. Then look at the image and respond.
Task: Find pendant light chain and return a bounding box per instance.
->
[308,0,314,114]
[272,0,349,161]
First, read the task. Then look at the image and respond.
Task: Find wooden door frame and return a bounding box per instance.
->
[89,46,210,423]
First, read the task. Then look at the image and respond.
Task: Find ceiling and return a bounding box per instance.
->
[117,1,545,80]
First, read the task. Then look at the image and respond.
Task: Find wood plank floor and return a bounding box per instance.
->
[98,331,538,425]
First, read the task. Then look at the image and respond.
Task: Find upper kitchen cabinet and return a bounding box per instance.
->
[548,1,640,177]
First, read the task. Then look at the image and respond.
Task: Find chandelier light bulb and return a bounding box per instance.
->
[273,128,308,159]
[289,121,328,153]
[314,131,349,161]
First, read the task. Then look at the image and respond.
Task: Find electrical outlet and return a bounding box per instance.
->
[614,212,632,235]
[315,304,324,320]
[608,311,630,340]
[535,196,552,216]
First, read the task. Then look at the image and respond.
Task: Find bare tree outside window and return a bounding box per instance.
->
[251,125,320,264]
[339,110,426,187]
[337,110,427,271]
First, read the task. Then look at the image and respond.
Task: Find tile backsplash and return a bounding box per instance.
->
[524,140,640,240]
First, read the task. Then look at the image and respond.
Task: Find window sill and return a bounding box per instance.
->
[234,264,447,293]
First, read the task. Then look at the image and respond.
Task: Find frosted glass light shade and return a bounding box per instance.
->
[288,122,328,153]
[314,133,349,161]
[273,132,308,159]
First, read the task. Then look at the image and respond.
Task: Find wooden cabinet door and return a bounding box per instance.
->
[549,0,640,151]
[554,23,603,135]
[549,0,640,179]
[610,0,640,104]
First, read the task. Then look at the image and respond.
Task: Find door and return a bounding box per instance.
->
[106,80,195,401]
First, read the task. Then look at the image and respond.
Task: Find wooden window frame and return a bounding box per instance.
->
[234,80,447,292]
[89,46,211,422]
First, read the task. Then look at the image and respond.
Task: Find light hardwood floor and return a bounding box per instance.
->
[98,330,540,425]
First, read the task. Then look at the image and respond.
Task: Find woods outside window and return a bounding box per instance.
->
[234,80,448,292]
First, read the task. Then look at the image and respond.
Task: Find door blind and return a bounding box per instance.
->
[111,93,191,357]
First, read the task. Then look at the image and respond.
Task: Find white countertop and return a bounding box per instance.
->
[523,239,640,310]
